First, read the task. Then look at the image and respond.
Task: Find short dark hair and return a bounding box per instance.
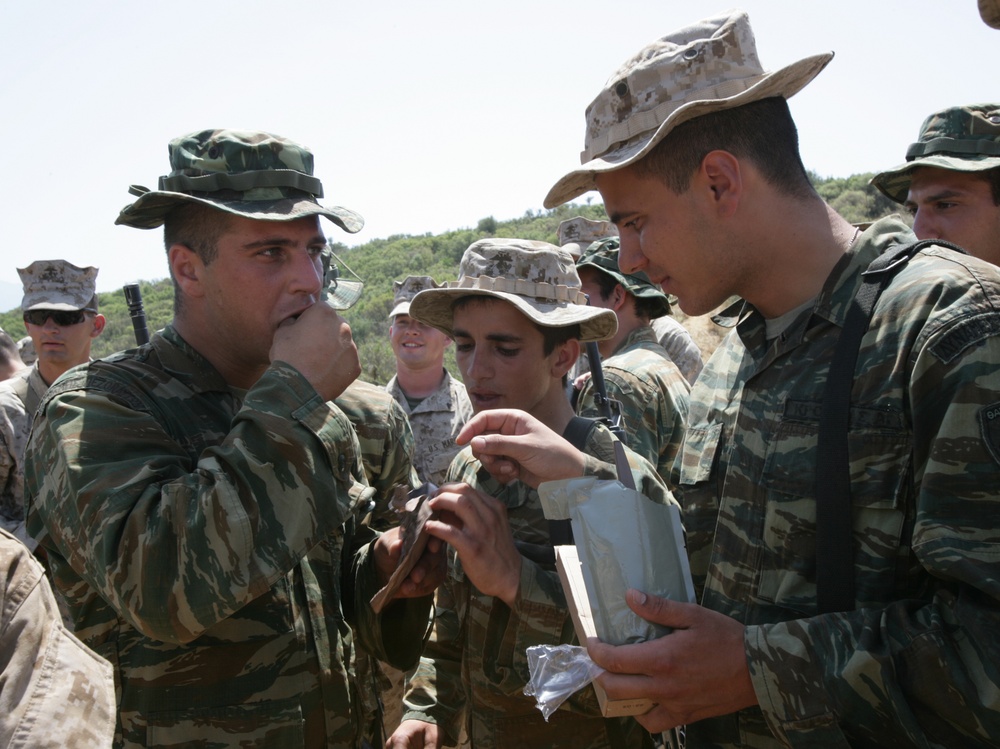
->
[0,329,22,368]
[163,203,229,266]
[980,166,1000,206]
[586,267,659,322]
[163,203,231,310]
[634,96,815,200]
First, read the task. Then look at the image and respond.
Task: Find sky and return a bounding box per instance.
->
[0,0,994,310]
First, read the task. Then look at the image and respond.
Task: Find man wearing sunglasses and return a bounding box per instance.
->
[0,260,105,549]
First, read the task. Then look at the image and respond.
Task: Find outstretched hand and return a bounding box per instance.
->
[456,409,586,488]
[587,590,758,732]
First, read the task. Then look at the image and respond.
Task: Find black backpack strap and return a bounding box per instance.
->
[815,238,964,613]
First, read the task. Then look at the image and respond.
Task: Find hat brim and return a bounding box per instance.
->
[388,300,412,319]
[543,52,834,208]
[871,154,1000,204]
[409,288,618,343]
[115,191,365,233]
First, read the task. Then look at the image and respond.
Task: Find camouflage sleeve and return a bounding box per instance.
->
[577,364,689,486]
[746,317,1000,745]
[401,564,467,745]
[400,450,472,742]
[26,363,371,645]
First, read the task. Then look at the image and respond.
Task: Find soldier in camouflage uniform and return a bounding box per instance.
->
[0,528,116,748]
[389,238,670,749]
[574,239,690,487]
[462,9,1000,747]
[0,260,106,549]
[0,329,26,381]
[559,217,704,384]
[871,103,1000,265]
[385,276,473,487]
[24,129,443,749]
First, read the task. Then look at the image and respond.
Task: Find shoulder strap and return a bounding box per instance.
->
[547,417,601,548]
[815,238,964,613]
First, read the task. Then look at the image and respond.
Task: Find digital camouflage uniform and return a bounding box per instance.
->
[0,528,116,748]
[0,259,99,549]
[402,424,666,749]
[651,314,705,384]
[0,366,46,546]
[385,371,472,487]
[675,217,1000,747]
[24,326,432,748]
[577,325,689,487]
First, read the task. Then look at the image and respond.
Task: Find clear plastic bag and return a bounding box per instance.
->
[524,644,605,721]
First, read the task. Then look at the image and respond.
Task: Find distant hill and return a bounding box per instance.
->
[0,173,904,383]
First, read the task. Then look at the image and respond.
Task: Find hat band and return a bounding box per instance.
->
[906,136,1000,161]
[451,275,589,305]
[159,169,325,198]
[581,74,764,162]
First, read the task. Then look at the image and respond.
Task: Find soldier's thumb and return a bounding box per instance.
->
[626,589,688,627]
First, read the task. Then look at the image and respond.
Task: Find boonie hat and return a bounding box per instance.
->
[576,239,671,319]
[981,0,1000,28]
[409,238,617,342]
[544,10,833,208]
[557,217,618,258]
[871,104,1000,203]
[18,260,99,312]
[388,276,443,319]
[116,129,364,233]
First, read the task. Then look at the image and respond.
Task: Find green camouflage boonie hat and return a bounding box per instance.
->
[981,0,1000,28]
[575,238,671,320]
[116,129,364,233]
[409,238,617,342]
[544,10,833,208]
[18,260,99,312]
[871,104,1000,203]
[388,276,443,319]
[557,217,618,258]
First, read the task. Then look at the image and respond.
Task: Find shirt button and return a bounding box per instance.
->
[338,453,347,473]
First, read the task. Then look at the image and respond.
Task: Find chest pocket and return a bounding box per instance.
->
[757,402,912,612]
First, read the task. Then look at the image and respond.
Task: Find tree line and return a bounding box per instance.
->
[0,172,905,384]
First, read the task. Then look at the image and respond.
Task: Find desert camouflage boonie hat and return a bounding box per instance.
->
[409,238,617,342]
[576,238,671,319]
[557,217,618,258]
[388,276,443,319]
[18,260,99,312]
[544,10,833,208]
[116,129,364,233]
[981,0,1000,28]
[871,104,1000,203]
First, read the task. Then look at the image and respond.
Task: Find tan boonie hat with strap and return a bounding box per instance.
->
[18,260,99,312]
[116,129,364,233]
[544,9,833,208]
[409,238,617,342]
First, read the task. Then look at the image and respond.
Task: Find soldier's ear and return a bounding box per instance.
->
[169,244,205,299]
[550,338,580,379]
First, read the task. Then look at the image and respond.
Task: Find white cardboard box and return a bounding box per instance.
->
[554,544,655,718]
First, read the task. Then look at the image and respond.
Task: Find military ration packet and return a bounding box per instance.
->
[539,475,695,645]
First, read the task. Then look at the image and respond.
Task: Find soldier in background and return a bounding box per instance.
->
[0,329,26,381]
[559,216,703,384]
[385,276,472,487]
[871,103,1000,265]
[24,129,442,748]
[485,8,1000,746]
[574,239,689,487]
[0,260,105,548]
[16,338,36,367]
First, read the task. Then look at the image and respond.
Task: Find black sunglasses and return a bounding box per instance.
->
[23,309,87,327]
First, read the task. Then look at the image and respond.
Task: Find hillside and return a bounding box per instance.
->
[0,172,905,383]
